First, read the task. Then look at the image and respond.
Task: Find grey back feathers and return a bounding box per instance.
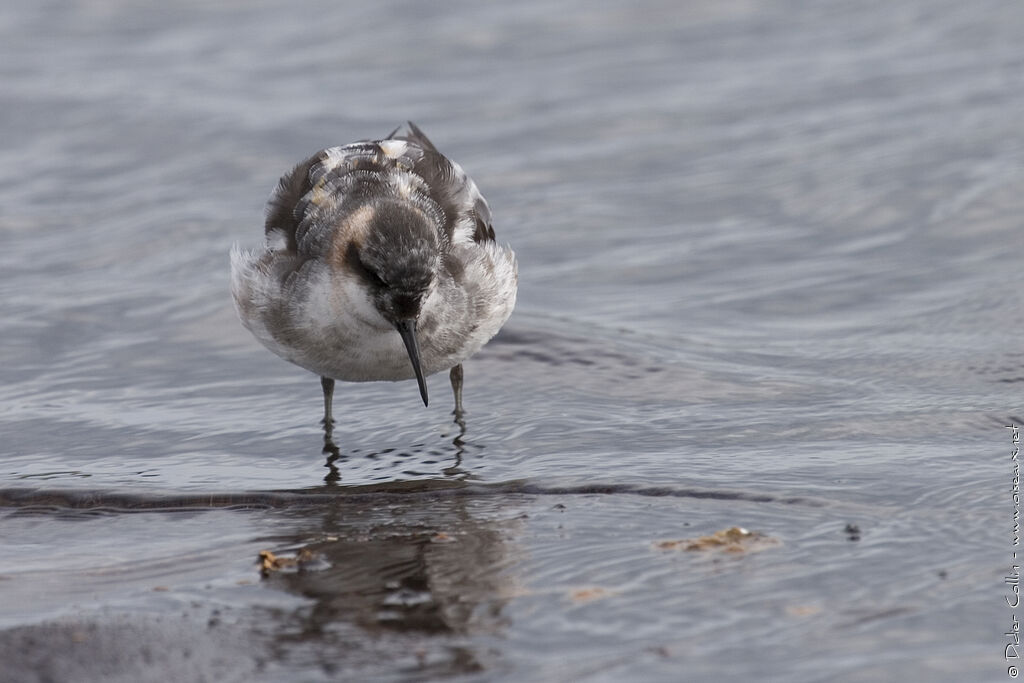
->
[264,122,497,266]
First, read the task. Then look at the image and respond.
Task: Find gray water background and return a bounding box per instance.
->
[1,0,1022,680]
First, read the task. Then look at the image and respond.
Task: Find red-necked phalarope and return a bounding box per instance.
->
[230,123,517,431]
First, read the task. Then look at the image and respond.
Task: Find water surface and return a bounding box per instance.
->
[1,0,1021,680]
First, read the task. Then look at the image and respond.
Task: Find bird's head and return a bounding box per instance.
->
[348,200,440,406]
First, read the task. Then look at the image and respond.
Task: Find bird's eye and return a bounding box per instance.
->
[367,269,388,288]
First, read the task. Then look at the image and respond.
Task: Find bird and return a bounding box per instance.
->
[230,122,517,432]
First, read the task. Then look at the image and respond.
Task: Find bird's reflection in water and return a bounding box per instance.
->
[257,490,521,677]
[322,416,475,486]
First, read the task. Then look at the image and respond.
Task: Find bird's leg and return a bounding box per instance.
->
[449,364,464,424]
[320,376,335,434]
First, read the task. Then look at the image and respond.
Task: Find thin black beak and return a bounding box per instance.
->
[395,319,428,407]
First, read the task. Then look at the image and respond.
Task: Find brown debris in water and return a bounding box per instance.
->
[785,604,822,617]
[569,587,615,603]
[654,526,778,554]
[258,548,316,576]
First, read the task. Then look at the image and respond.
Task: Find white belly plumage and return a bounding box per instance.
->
[229,243,517,383]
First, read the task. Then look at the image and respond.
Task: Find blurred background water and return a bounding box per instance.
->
[0,0,1022,681]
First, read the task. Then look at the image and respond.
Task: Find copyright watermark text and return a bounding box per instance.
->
[1006,424,1021,678]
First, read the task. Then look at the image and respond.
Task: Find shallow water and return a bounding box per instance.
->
[1,0,1021,680]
